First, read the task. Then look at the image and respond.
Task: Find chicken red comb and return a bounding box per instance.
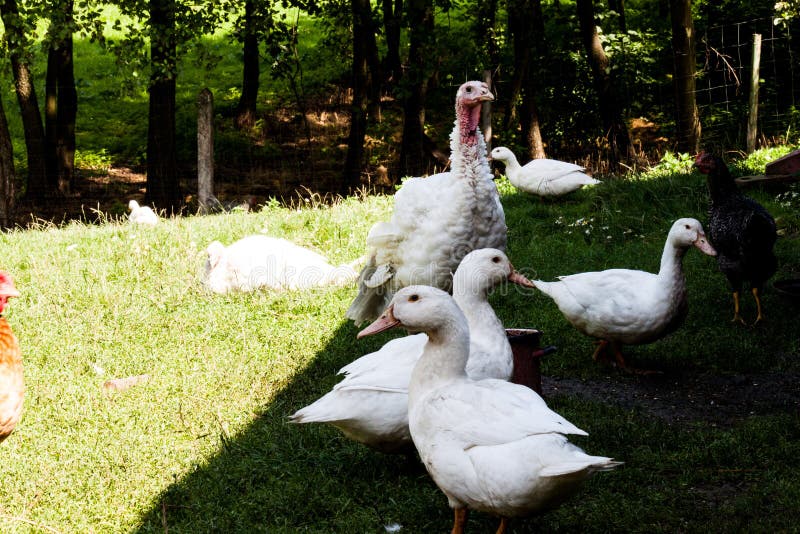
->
[0,272,20,298]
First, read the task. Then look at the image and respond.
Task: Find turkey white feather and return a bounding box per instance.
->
[346,81,507,324]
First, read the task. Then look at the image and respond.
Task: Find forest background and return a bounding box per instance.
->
[0,0,798,225]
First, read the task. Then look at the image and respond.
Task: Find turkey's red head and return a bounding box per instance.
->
[456,81,494,146]
[0,272,19,314]
[693,152,719,175]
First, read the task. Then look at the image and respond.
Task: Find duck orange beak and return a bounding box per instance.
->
[694,233,717,256]
[508,264,535,288]
[357,305,401,338]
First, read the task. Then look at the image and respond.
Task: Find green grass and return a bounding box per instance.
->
[0,161,799,532]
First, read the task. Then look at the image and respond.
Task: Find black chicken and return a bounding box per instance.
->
[694,152,777,325]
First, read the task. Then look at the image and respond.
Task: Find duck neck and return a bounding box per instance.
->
[502,156,522,184]
[658,238,687,288]
[409,318,470,404]
[453,279,499,334]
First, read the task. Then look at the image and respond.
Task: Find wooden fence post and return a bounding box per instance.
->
[197,88,214,213]
[747,34,762,154]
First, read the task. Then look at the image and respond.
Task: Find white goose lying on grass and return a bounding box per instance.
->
[533,218,717,373]
[204,235,361,293]
[491,146,600,197]
[357,285,621,533]
[290,249,533,453]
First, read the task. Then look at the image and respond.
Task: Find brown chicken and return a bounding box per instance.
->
[0,272,22,443]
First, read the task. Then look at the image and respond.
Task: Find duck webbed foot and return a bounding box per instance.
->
[495,517,509,534]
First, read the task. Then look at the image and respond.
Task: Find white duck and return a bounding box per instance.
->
[533,218,716,372]
[290,249,532,453]
[491,146,601,197]
[346,81,507,325]
[204,235,360,293]
[128,200,159,225]
[358,285,620,533]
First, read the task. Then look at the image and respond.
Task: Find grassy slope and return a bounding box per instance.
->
[0,158,798,532]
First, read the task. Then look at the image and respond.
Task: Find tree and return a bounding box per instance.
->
[0,93,16,227]
[576,0,633,167]
[397,0,435,179]
[669,0,701,153]
[505,0,546,159]
[0,0,51,201]
[146,0,181,212]
[381,0,402,85]
[235,0,261,129]
[45,0,79,196]
[110,0,226,212]
[342,0,373,193]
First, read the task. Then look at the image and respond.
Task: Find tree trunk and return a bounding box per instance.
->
[520,84,546,159]
[236,0,259,129]
[0,94,16,228]
[342,0,371,194]
[57,31,77,196]
[608,0,627,32]
[363,0,382,122]
[669,0,701,153]
[397,0,434,179]
[45,5,78,197]
[475,0,499,67]
[505,0,546,158]
[576,0,632,167]
[381,0,403,85]
[0,0,51,201]
[146,0,181,212]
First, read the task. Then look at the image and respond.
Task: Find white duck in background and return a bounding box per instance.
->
[533,218,716,373]
[358,285,620,533]
[128,200,159,225]
[346,81,507,325]
[290,249,533,453]
[204,235,361,293]
[491,146,601,197]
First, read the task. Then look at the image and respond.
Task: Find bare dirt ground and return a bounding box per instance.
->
[543,368,800,427]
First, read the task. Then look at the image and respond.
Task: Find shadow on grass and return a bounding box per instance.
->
[132,320,458,533]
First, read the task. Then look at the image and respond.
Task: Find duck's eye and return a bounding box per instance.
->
[492,256,501,263]
[408,294,419,302]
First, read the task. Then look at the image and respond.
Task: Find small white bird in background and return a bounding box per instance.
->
[127,200,160,225]
[204,235,361,293]
[491,146,601,197]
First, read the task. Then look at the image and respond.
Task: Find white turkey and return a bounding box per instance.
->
[127,200,160,225]
[491,146,600,197]
[346,81,507,324]
[204,235,361,293]
[289,249,533,453]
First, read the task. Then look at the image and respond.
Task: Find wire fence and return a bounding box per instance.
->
[696,17,799,148]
